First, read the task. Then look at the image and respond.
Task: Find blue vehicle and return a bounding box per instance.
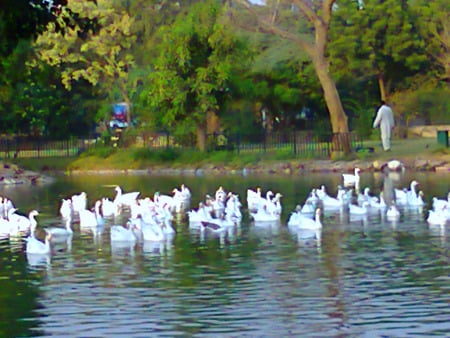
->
[109,103,129,129]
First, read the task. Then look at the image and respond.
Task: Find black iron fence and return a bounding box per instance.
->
[205,131,363,158]
[0,131,363,159]
[0,137,96,159]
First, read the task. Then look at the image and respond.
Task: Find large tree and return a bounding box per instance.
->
[147,1,250,151]
[233,0,350,141]
[328,0,428,101]
[33,0,137,124]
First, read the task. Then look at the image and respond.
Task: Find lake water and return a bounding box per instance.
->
[0,171,449,337]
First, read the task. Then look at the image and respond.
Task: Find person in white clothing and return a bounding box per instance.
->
[373,100,395,151]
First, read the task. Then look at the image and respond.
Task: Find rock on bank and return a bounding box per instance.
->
[0,162,54,185]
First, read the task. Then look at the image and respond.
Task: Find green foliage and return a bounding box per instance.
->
[352,108,376,139]
[146,1,251,148]
[33,0,137,122]
[390,81,450,124]
[412,0,449,80]
[329,0,428,96]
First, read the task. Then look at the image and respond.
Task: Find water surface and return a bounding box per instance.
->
[0,171,448,337]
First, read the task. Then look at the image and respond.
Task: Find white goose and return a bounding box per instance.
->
[8,209,39,233]
[110,223,137,242]
[394,187,408,206]
[249,203,280,222]
[303,189,319,212]
[342,167,361,187]
[114,186,140,209]
[101,197,118,218]
[79,200,103,228]
[0,197,15,219]
[45,217,73,239]
[59,198,73,220]
[187,202,214,226]
[71,192,87,214]
[386,203,401,220]
[0,217,14,239]
[432,193,450,211]
[288,206,322,230]
[426,209,447,226]
[406,180,425,207]
[142,222,165,242]
[297,208,322,230]
[349,202,369,216]
[247,187,263,212]
[172,184,192,213]
[320,188,346,210]
[26,232,52,255]
[224,193,242,222]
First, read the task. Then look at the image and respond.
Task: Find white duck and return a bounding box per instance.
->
[342,167,361,187]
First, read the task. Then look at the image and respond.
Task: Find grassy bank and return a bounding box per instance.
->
[10,136,450,173]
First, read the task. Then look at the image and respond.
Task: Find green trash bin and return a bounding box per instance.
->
[437,130,449,147]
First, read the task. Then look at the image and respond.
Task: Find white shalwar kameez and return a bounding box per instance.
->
[373,104,395,151]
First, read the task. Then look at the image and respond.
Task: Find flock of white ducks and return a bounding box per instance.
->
[0,167,448,259]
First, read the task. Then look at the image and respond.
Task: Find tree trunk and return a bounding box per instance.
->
[312,56,349,133]
[196,124,207,152]
[377,72,387,101]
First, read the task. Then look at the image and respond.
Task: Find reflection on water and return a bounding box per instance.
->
[0,172,449,337]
